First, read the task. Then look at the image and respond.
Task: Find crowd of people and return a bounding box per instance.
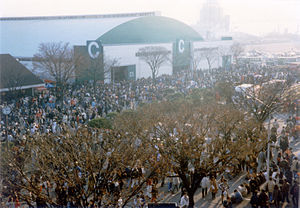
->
[0,64,299,208]
[1,65,298,143]
[203,114,299,208]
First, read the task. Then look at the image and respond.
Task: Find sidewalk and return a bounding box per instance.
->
[157,172,252,208]
[157,171,296,208]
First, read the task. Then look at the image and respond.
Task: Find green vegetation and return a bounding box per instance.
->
[88,117,112,129]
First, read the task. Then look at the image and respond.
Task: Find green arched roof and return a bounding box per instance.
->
[97,16,203,45]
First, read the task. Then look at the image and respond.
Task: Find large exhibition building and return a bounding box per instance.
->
[0,12,233,83]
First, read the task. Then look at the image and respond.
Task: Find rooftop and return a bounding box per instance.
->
[0,54,43,91]
[98,16,203,45]
[0,12,157,57]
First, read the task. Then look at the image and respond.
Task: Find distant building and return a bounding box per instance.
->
[195,0,230,40]
[238,49,300,68]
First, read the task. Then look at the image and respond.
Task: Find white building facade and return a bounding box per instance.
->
[1,13,233,83]
[82,15,233,83]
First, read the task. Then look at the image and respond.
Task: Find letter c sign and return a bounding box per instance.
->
[88,41,100,59]
[178,39,185,53]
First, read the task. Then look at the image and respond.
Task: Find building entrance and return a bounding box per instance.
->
[111,65,136,82]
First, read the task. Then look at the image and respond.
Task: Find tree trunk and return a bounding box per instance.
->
[180,175,196,208]
[122,166,159,208]
[55,81,64,108]
[187,189,195,207]
[207,58,211,73]
[152,71,156,82]
[152,71,156,85]
[60,85,65,109]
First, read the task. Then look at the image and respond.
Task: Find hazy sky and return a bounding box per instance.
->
[1,0,299,35]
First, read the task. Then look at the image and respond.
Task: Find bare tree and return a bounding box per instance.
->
[217,45,233,71]
[230,42,244,69]
[33,42,82,104]
[117,99,262,207]
[104,56,119,85]
[5,69,26,98]
[191,50,204,72]
[236,80,290,125]
[136,46,170,82]
[1,93,269,208]
[194,47,219,72]
[1,127,159,208]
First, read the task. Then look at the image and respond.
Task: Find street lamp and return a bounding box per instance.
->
[256,104,277,182]
[241,88,275,182]
[2,106,11,149]
[266,115,271,182]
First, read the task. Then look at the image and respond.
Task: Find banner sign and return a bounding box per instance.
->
[86,40,103,59]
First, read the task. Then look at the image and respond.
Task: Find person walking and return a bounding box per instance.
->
[281,179,290,204]
[219,177,229,203]
[266,177,275,203]
[258,189,269,208]
[167,174,173,192]
[272,185,281,208]
[250,190,259,208]
[200,174,210,198]
[180,192,189,208]
[151,184,158,203]
[257,150,266,173]
[250,176,259,194]
[290,181,299,208]
[291,157,299,179]
[210,177,218,200]
[172,174,180,194]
